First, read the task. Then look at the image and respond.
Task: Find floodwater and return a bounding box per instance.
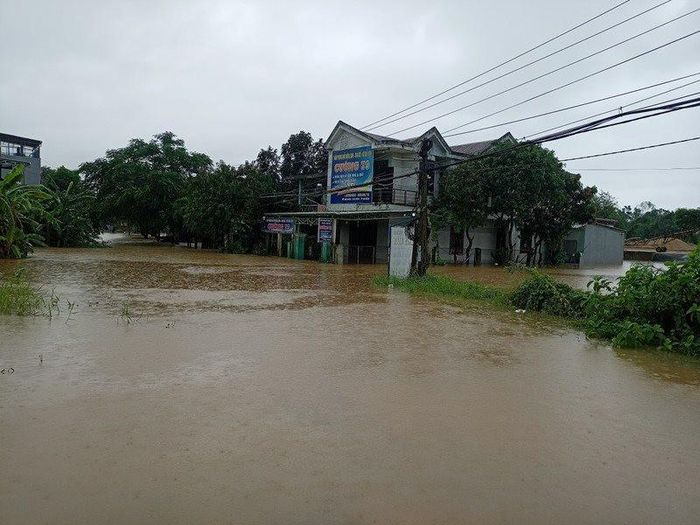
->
[435,260,668,291]
[1,238,699,525]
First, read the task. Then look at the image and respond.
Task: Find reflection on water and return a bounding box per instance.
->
[1,238,699,525]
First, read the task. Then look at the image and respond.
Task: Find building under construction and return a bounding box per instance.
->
[0,133,42,185]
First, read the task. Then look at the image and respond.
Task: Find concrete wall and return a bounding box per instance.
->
[389,225,413,277]
[0,155,41,185]
[579,224,624,267]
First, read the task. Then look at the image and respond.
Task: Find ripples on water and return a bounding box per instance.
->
[1,238,699,524]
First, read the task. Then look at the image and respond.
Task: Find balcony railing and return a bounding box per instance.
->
[373,188,417,206]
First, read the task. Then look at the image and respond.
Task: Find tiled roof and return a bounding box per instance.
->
[450,139,499,156]
[449,132,515,156]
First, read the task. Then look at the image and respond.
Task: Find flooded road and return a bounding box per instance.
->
[2,239,700,524]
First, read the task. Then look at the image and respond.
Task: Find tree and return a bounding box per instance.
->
[432,163,489,264]
[81,132,211,238]
[255,146,280,180]
[174,161,276,252]
[675,208,700,242]
[0,165,50,258]
[41,167,100,247]
[279,131,327,191]
[591,191,628,229]
[432,143,595,266]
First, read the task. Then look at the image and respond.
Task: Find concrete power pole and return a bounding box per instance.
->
[410,138,432,277]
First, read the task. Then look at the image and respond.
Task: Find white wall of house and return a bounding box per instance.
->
[434,220,521,265]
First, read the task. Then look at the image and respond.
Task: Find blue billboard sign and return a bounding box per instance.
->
[330,146,373,204]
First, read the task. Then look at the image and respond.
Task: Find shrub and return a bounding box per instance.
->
[583,248,700,355]
[511,271,587,318]
[512,248,700,355]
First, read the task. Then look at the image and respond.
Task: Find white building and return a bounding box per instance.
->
[267,120,518,264]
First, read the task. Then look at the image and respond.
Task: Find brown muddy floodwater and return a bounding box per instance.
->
[1,237,700,524]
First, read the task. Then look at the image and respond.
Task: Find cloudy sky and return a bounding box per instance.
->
[2,0,698,209]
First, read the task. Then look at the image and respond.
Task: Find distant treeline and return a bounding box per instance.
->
[592,192,700,242]
[1,130,327,258]
[2,130,697,260]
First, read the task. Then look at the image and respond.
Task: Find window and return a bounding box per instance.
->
[0,141,35,157]
[372,159,394,204]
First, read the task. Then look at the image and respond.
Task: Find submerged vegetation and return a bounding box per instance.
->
[0,269,44,315]
[376,274,509,305]
[377,247,700,356]
[0,268,64,318]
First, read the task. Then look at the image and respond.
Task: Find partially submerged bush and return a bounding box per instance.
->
[584,248,700,355]
[511,247,700,355]
[511,271,587,318]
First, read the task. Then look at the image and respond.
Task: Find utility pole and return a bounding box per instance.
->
[410,138,432,277]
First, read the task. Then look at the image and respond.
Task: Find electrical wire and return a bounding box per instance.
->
[574,167,700,171]
[264,98,700,208]
[322,98,700,197]
[561,136,700,161]
[365,0,677,132]
[522,79,700,139]
[415,28,700,136]
[442,73,700,138]
[361,0,632,130]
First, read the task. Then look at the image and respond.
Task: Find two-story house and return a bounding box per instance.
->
[266,120,517,264]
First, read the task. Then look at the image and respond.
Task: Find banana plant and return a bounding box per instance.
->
[0,165,51,258]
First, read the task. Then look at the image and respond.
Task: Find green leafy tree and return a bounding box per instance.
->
[458,142,595,265]
[175,161,276,252]
[81,132,211,238]
[280,131,327,192]
[255,146,281,180]
[432,163,489,264]
[41,167,100,247]
[0,165,50,258]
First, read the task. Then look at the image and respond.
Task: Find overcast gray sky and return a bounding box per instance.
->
[2,0,698,209]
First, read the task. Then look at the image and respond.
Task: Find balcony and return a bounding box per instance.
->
[372,188,418,207]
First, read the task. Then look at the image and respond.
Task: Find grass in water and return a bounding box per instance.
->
[0,268,67,318]
[374,274,509,306]
[0,269,44,316]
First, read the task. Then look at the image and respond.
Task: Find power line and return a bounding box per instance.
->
[575,167,700,171]
[413,28,700,136]
[561,136,700,161]
[534,96,700,141]
[522,78,700,139]
[389,13,700,136]
[360,0,631,130]
[320,99,700,198]
[264,100,700,208]
[442,72,700,138]
[365,0,674,132]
